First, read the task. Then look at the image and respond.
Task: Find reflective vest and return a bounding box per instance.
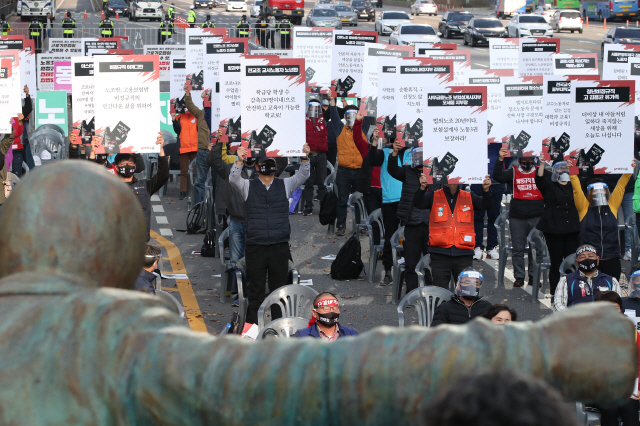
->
[188,10,196,23]
[100,19,113,35]
[237,20,249,35]
[428,189,475,250]
[29,22,42,36]
[160,20,173,35]
[167,7,175,18]
[512,167,543,200]
[62,18,76,34]
[278,21,290,35]
[201,20,215,28]
[0,20,9,35]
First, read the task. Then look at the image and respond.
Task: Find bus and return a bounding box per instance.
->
[554,0,580,8]
[582,0,639,20]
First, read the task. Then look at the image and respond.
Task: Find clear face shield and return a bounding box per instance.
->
[307,101,321,119]
[551,161,570,183]
[630,270,640,298]
[587,182,610,207]
[411,147,423,168]
[344,110,357,127]
[455,270,484,298]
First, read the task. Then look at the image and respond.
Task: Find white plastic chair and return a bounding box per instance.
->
[397,286,453,328]
[257,284,318,330]
[257,317,309,340]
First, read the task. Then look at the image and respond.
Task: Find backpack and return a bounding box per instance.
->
[200,230,217,257]
[331,235,364,280]
[186,201,207,234]
[319,191,337,226]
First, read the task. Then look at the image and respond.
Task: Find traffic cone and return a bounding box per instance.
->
[116,10,119,19]
[101,10,105,19]
[84,9,88,18]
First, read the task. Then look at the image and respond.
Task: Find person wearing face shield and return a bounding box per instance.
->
[492,148,544,288]
[431,269,492,326]
[571,161,634,281]
[292,293,358,340]
[230,144,310,324]
[329,96,369,236]
[114,132,169,243]
[303,99,329,216]
[553,245,621,312]
[534,154,580,299]
[622,268,640,316]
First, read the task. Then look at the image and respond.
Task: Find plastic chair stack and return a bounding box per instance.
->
[257,317,309,340]
[390,226,405,304]
[361,208,385,283]
[495,210,512,287]
[257,284,318,330]
[347,191,368,235]
[527,228,550,303]
[397,286,453,328]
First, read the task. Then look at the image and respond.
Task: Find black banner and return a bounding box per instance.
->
[173,59,186,69]
[334,34,377,46]
[575,86,630,103]
[418,47,455,54]
[224,63,241,72]
[246,65,301,76]
[607,50,640,63]
[382,66,397,73]
[98,61,155,73]
[0,40,23,50]
[427,93,483,106]
[206,42,245,54]
[504,84,543,97]
[0,67,7,79]
[400,65,451,74]
[554,58,596,69]
[547,80,571,94]
[521,42,557,53]
[469,77,500,85]
[74,62,94,76]
[367,47,411,57]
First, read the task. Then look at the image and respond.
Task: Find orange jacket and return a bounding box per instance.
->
[429,189,475,250]
[336,126,365,169]
[178,111,198,154]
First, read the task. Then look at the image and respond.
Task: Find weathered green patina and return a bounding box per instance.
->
[0,161,636,425]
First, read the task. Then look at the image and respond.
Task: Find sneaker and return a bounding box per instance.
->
[179,191,186,200]
[231,299,239,307]
[303,209,313,216]
[313,194,319,201]
[335,226,346,236]
[514,280,524,288]
[473,247,483,260]
[487,248,499,260]
[624,249,632,261]
[380,271,392,286]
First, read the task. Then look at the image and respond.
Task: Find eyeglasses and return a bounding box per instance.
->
[315,306,339,313]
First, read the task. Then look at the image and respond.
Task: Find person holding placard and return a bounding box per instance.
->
[8,91,32,179]
[303,99,329,216]
[182,83,212,206]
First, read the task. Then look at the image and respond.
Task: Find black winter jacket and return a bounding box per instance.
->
[387,148,428,225]
[492,159,545,220]
[534,169,580,235]
[431,296,492,326]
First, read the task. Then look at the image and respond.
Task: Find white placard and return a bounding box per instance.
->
[569,80,635,175]
[81,39,120,56]
[293,27,333,95]
[542,75,600,164]
[185,28,227,109]
[414,43,457,56]
[518,38,560,77]
[143,45,187,81]
[330,30,377,98]
[500,76,544,157]
[48,38,83,55]
[466,69,514,144]
[552,53,599,76]
[603,44,640,81]
[417,50,470,85]
[0,51,21,133]
[424,86,488,184]
[629,58,640,130]
[489,38,519,71]
[241,57,306,157]
[71,57,95,145]
[20,40,37,99]
[94,55,160,154]
[360,43,413,117]
[376,56,400,143]
[37,53,72,91]
[169,55,186,113]
[251,49,293,57]
[395,57,454,148]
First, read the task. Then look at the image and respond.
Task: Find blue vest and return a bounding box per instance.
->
[293,323,358,338]
[244,178,290,246]
[566,269,614,307]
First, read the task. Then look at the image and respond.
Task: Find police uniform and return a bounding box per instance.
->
[188,8,197,28]
[28,20,43,52]
[168,5,175,20]
[237,18,250,37]
[277,18,291,49]
[0,18,10,36]
[159,18,174,43]
[62,16,76,38]
[201,19,215,28]
[100,18,114,38]
[254,18,269,47]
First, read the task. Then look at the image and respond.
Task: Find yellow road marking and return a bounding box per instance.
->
[151,230,207,333]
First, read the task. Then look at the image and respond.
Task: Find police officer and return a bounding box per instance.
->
[100,16,114,38]
[254,14,269,47]
[277,17,291,49]
[188,5,197,28]
[0,14,10,36]
[62,11,76,39]
[237,14,250,38]
[167,3,175,21]
[29,19,43,53]
[103,0,108,11]
[201,14,215,28]
[158,14,174,43]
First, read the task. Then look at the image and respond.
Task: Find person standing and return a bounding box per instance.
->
[99,17,114,38]
[413,174,492,289]
[230,145,311,325]
[19,85,35,171]
[167,3,175,20]
[254,14,270,47]
[277,18,291,49]
[158,14,174,44]
[44,12,53,39]
[0,14,10,36]
[29,19,43,52]
[201,14,215,27]
[321,98,339,167]
[183,82,212,206]
[171,95,199,201]
[103,0,109,11]
[9,88,32,178]
[62,12,76,38]
[535,157,580,298]
[188,5,197,28]
[492,150,544,287]
[237,14,250,37]
[303,99,328,216]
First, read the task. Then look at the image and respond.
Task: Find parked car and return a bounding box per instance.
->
[351,0,375,21]
[533,4,557,21]
[250,0,261,16]
[463,17,506,46]
[106,0,129,17]
[389,23,440,45]
[438,11,473,39]
[550,9,582,33]
[410,0,437,16]
[375,10,412,35]
[506,13,553,37]
[306,6,342,28]
[601,27,640,57]
[226,0,247,12]
[331,4,359,26]
[194,0,215,8]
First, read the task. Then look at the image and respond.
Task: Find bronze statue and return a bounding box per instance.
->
[0,160,636,425]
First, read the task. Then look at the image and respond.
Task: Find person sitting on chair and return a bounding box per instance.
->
[292,292,358,341]
[431,269,492,327]
[134,244,161,295]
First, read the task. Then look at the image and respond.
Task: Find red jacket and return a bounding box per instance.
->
[353,119,381,188]
[10,118,23,151]
[305,116,328,153]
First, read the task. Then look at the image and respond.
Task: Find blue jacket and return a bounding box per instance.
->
[366,146,411,204]
[292,323,358,339]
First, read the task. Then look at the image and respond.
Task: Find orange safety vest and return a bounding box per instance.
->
[428,189,475,250]
[178,112,199,154]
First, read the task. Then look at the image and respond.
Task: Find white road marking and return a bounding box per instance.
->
[152,205,165,213]
[155,216,169,224]
[159,228,174,236]
[151,194,161,202]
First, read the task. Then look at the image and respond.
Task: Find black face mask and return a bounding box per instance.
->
[316,311,339,327]
[578,258,598,273]
[95,154,108,164]
[244,158,256,167]
[258,162,276,176]
[117,164,136,178]
[520,162,534,171]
